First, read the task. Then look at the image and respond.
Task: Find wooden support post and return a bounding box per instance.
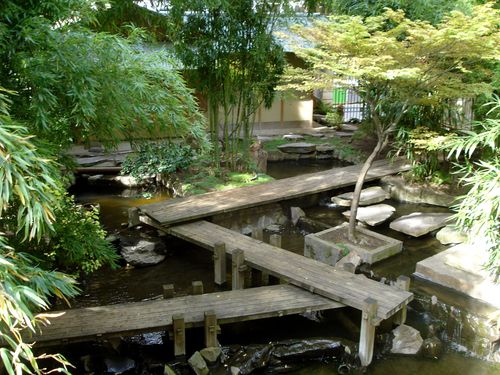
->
[172,314,185,357]
[269,234,282,248]
[359,298,378,367]
[204,310,218,348]
[343,262,356,274]
[269,234,282,284]
[192,281,204,295]
[128,207,141,227]
[232,249,246,290]
[163,284,174,299]
[394,275,411,325]
[251,228,263,241]
[213,242,227,285]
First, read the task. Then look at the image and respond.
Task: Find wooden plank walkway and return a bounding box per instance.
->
[168,221,413,322]
[139,158,411,226]
[32,285,343,346]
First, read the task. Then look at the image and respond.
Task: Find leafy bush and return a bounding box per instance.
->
[394,126,454,183]
[43,193,119,275]
[122,142,195,182]
[446,97,500,280]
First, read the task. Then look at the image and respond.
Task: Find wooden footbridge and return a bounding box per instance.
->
[34,159,413,366]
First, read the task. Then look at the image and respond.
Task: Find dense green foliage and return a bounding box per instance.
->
[0,0,210,372]
[283,4,499,241]
[168,0,287,168]
[0,0,207,151]
[446,98,500,279]
[304,0,485,24]
[0,108,79,374]
[122,142,196,181]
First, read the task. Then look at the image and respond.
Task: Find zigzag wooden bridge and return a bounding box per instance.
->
[35,160,413,367]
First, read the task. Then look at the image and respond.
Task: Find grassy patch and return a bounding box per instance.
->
[181,171,274,195]
[262,135,364,162]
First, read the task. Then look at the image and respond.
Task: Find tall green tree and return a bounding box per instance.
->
[283,4,499,242]
[167,0,287,169]
[0,0,209,372]
[0,0,207,152]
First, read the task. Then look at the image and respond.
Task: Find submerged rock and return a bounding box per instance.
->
[272,338,345,360]
[104,355,135,374]
[120,237,166,267]
[421,336,444,359]
[391,325,424,355]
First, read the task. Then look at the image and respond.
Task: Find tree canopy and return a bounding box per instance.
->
[282,3,499,241]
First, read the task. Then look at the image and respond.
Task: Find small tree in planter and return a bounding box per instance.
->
[283,4,499,243]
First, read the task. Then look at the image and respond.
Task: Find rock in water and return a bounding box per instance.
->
[272,339,345,360]
[200,347,222,364]
[342,204,396,226]
[277,142,317,154]
[290,207,306,225]
[104,356,135,374]
[188,351,209,375]
[421,336,444,359]
[120,237,166,267]
[390,212,452,237]
[332,186,390,207]
[391,325,424,355]
[436,225,468,245]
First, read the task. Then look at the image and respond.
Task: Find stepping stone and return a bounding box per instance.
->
[342,204,396,226]
[331,186,390,207]
[316,144,335,153]
[390,212,452,237]
[282,134,305,141]
[415,243,500,308]
[277,142,316,154]
[436,225,468,245]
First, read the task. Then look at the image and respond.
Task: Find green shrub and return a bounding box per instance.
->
[122,142,195,181]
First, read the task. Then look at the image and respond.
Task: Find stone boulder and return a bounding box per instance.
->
[277,142,316,154]
[120,236,166,267]
[390,212,452,237]
[188,351,209,375]
[290,207,306,225]
[200,347,222,364]
[391,325,423,355]
[436,225,468,245]
[342,204,395,226]
[282,134,305,141]
[331,186,390,207]
[421,336,444,359]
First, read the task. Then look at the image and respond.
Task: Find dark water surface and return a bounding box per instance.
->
[67,162,499,374]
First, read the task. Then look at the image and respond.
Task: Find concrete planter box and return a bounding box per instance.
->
[304,222,402,265]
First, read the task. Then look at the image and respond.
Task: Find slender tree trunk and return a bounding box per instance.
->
[347,136,387,243]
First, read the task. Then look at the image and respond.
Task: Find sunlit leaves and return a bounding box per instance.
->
[0,238,78,375]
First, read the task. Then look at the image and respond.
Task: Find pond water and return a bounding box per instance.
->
[65,162,499,374]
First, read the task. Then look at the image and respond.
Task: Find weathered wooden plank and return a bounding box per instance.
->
[33,285,344,346]
[139,159,411,226]
[168,221,413,321]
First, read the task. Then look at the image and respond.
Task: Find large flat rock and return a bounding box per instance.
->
[389,212,452,237]
[342,204,395,226]
[414,244,500,308]
[277,142,317,154]
[332,186,390,207]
